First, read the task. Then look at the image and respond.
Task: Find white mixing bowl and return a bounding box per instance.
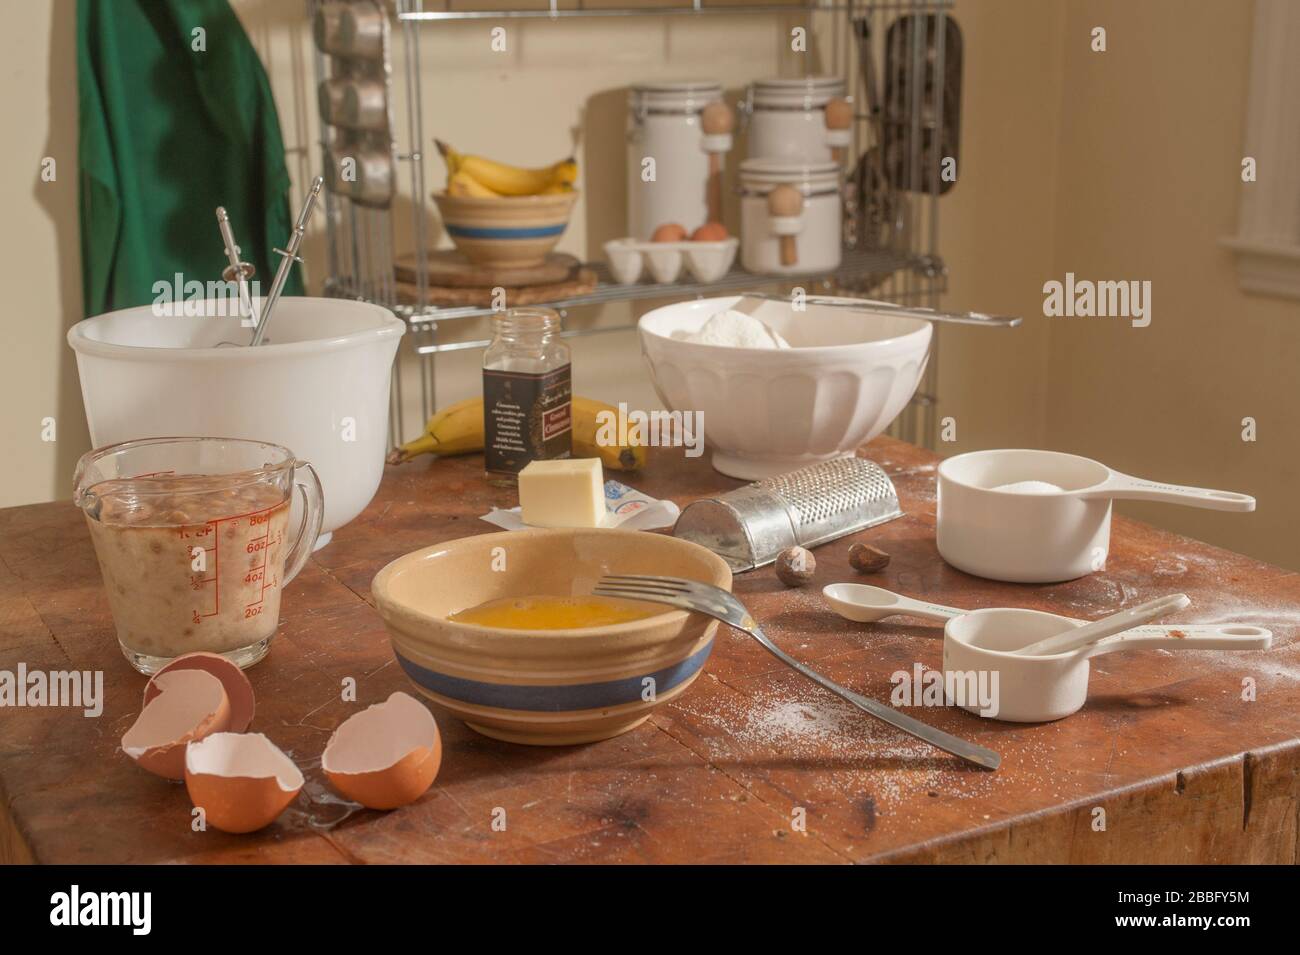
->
[637,296,931,479]
[68,297,405,548]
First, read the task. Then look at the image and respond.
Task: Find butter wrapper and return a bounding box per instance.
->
[480,480,680,531]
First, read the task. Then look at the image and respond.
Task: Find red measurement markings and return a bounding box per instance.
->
[178,503,281,623]
[243,507,282,614]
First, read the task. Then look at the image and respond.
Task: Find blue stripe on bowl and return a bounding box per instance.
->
[394,640,713,712]
[445,223,567,240]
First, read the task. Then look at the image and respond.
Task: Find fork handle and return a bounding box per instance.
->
[748,624,1001,771]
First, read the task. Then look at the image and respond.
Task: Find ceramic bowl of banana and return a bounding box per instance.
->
[372,528,731,745]
[433,141,580,268]
[433,191,579,268]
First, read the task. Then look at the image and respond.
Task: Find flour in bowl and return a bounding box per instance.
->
[672,309,791,349]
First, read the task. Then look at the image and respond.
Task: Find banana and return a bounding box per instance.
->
[387,396,644,471]
[572,396,647,472]
[386,397,484,465]
[435,139,578,196]
[447,170,501,198]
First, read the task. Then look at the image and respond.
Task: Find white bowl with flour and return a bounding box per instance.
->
[638,295,931,479]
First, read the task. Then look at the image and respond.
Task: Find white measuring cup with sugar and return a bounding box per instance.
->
[935,449,1255,583]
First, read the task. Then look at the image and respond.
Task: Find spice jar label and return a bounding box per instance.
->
[484,365,572,476]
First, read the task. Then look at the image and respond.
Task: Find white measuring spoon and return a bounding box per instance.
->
[822,583,1261,650]
[822,583,962,623]
[1014,593,1191,656]
[1077,624,1271,658]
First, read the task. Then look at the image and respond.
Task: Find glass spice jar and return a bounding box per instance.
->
[482,307,572,486]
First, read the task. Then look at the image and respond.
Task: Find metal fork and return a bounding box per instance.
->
[594,575,1001,771]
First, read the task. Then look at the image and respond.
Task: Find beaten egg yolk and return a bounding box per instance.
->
[448,595,661,630]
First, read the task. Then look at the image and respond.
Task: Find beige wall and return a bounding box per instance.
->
[0,0,89,508]
[933,0,1064,452]
[3,1,1296,570]
[1042,0,1299,570]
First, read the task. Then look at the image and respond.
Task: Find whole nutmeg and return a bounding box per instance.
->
[848,542,890,574]
[775,546,816,587]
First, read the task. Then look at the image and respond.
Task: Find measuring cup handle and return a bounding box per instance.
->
[283,461,324,585]
[1082,471,1256,512]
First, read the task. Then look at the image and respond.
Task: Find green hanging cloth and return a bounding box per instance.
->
[77,0,303,317]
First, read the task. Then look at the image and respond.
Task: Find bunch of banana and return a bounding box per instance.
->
[436,139,578,197]
[387,396,646,472]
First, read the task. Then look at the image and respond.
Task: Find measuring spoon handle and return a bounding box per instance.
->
[1084,625,1272,658]
[891,596,965,622]
[1080,471,1255,512]
[1016,593,1191,656]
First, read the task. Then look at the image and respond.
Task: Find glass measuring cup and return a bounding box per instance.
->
[73,437,324,674]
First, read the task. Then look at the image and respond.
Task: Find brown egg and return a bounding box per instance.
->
[322,692,442,810]
[651,223,688,243]
[691,222,729,242]
[122,669,232,780]
[144,652,255,732]
[184,733,304,834]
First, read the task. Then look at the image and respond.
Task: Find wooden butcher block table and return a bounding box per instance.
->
[2,437,1298,865]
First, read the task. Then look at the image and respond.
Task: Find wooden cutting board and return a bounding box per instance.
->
[395,268,598,308]
[394,250,581,289]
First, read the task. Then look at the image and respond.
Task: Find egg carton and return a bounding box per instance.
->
[604,237,739,285]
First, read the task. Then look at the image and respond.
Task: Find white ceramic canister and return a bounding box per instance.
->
[740,159,842,275]
[627,81,728,240]
[746,76,849,164]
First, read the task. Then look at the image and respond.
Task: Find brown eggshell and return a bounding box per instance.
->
[122,670,232,780]
[651,222,688,243]
[185,732,304,834]
[322,692,442,810]
[690,222,729,242]
[144,652,256,732]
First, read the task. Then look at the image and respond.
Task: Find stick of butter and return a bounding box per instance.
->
[518,459,606,528]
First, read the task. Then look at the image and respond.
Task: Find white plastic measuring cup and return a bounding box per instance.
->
[822,583,1272,721]
[74,437,324,674]
[936,449,1255,583]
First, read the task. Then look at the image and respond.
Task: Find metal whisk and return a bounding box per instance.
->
[251,175,323,346]
[212,175,323,347]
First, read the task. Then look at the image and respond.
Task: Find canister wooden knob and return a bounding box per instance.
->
[768,184,803,267]
[701,100,735,225]
[824,96,853,165]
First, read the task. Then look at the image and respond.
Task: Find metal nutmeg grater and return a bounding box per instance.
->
[672,457,903,572]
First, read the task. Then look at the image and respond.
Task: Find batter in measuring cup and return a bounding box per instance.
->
[84,474,292,666]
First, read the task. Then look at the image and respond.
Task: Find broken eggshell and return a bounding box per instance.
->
[185,732,305,834]
[143,651,256,732]
[121,669,232,780]
[322,691,442,810]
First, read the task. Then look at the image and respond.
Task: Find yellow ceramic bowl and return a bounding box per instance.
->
[432,191,579,268]
[371,528,731,746]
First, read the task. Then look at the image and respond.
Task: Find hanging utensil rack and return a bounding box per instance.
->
[309,0,955,448]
